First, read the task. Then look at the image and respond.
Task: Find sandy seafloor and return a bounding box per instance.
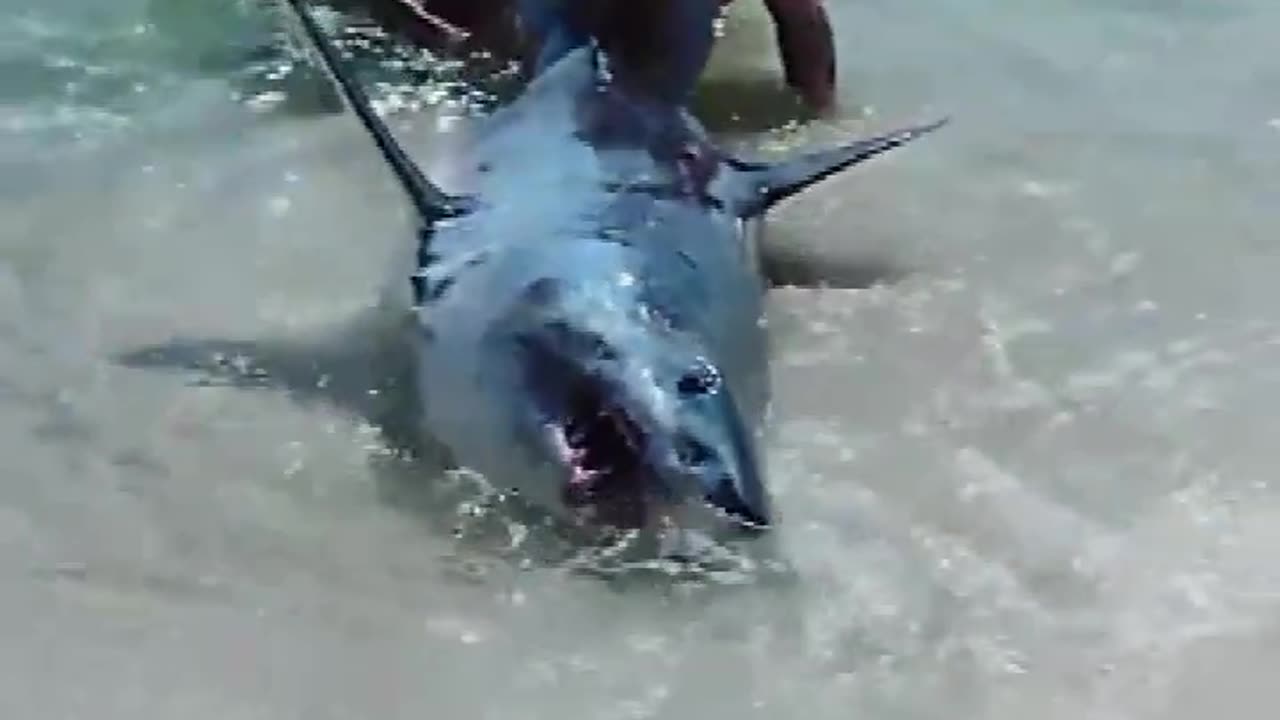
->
[2,0,1280,718]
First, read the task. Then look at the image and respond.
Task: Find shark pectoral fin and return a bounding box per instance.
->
[730,117,949,218]
[284,0,471,226]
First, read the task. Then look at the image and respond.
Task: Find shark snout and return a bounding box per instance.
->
[662,387,771,530]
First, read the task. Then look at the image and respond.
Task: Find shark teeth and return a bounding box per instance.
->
[550,404,645,494]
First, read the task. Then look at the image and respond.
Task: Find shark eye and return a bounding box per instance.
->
[677,361,720,397]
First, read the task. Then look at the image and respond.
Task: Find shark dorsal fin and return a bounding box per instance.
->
[730,118,949,218]
[283,0,475,223]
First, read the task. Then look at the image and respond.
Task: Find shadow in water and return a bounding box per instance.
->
[114,305,509,549]
[763,243,913,290]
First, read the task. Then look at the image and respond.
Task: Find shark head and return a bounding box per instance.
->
[487,277,769,533]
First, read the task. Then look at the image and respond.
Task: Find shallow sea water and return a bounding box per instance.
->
[3,1,1280,718]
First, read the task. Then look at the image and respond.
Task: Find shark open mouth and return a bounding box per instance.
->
[548,376,651,528]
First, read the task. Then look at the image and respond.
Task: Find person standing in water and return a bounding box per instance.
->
[520,0,837,110]
[353,0,838,112]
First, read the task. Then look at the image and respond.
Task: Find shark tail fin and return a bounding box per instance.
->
[731,118,949,218]
[281,0,474,223]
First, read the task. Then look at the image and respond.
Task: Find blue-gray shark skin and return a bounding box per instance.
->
[285,0,945,536]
